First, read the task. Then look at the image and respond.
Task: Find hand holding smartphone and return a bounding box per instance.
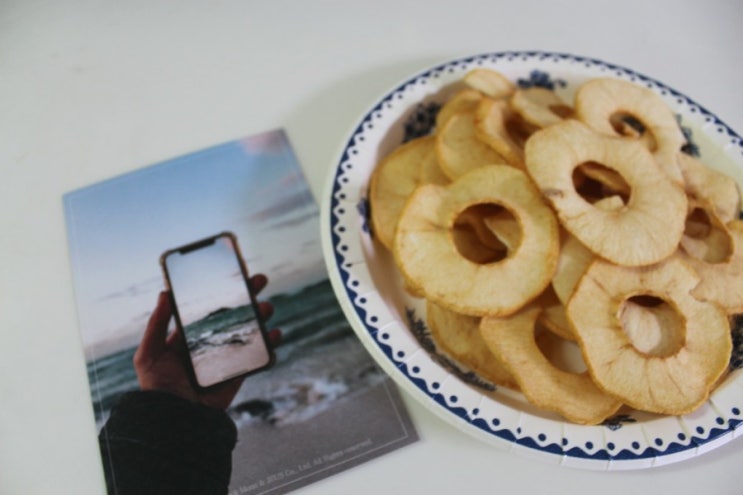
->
[160,232,275,389]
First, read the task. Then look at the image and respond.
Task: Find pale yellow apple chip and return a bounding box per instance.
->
[677,152,741,223]
[574,77,686,183]
[480,305,623,425]
[462,68,516,99]
[551,234,595,307]
[551,196,622,305]
[534,286,576,342]
[680,200,733,263]
[369,135,435,250]
[567,256,731,415]
[474,97,535,169]
[435,88,483,129]
[524,120,687,266]
[435,109,508,180]
[394,165,559,317]
[538,298,576,342]
[482,210,522,252]
[426,300,517,389]
[419,147,450,186]
[510,87,573,128]
[619,297,686,359]
[455,204,512,252]
[683,218,743,314]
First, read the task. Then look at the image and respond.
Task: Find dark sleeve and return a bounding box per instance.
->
[98,390,238,495]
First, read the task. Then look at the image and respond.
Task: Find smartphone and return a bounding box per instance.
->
[160,232,274,389]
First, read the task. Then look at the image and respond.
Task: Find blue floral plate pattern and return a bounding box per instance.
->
[321,51,743,470]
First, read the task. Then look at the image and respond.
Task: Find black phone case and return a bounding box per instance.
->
[159,231,275,390]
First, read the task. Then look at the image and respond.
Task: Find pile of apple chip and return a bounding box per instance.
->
[369,68,742,425]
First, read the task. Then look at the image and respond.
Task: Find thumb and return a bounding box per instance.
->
[133,291,173,366]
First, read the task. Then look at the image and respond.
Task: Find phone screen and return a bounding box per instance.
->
[161,233,273,388]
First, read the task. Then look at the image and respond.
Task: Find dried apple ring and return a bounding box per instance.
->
[677,152,741,223]
[551,234,595,306]
[394,165,559,317]
[435,109,508,180]
[524,120,687,266]
[419,146,450,186]
[510,87,573,128]
[534,286,577,342]
[435,88,483,129]
[574,77,686,183]
[684,218,743,314]
[567,256,731,415]
[482,211,522,252]
[369,135,435,250]
[619,297,686,358]
[480,305,622,425]
[426,300,517,389]
[681,199,733,263]
[551,196,623,305]
[474,97,535,169]
[538,298,576,342]
[462,68,516,99]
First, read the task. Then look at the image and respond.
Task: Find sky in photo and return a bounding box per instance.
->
[164,234,254,327]
[64,130,325,357]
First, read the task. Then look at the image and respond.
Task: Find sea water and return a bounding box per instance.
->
[87,278,385,429]
[183,304,260,355]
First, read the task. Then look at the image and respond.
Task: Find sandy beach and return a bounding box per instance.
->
[228,380,417,495]
[193,339,271,387]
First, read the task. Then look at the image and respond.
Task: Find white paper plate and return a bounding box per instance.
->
[320,51,743,470]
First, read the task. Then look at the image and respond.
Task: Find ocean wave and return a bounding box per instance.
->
[228,365,386,428]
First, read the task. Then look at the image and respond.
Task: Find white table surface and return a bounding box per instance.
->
[2,1,743,494]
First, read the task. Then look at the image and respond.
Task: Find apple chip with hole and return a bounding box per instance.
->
[525,120,687,266]
[575,77,686,184]
[567,256,731,415]
[394,165,559,317]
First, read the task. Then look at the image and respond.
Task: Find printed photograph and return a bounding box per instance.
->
[63,129,417,494]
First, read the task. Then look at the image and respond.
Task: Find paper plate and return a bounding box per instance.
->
[320,51,743,470]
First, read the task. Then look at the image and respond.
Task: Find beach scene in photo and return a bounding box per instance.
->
[164,233,271,387]
[64,129,417,494]
[185,301,269,388]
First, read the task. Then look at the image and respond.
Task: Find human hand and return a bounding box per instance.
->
[132,274,280,410]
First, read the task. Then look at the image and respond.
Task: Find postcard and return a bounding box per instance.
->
[63,129,418,494]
